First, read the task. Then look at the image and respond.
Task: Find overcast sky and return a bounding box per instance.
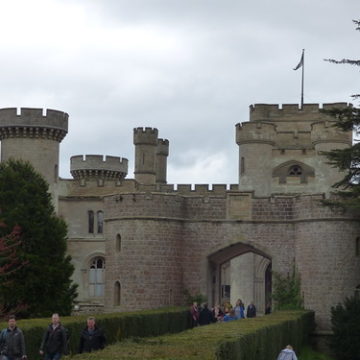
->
[0,0,358,185]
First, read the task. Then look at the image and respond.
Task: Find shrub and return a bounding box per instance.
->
[330,295,360,360]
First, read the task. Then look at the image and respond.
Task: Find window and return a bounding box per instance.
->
[89,257,105,297]
[88,210,94,233]
[97,211,104,234]
[240,157,245,175]
[116,234,121,252]
[114,281,121,306]
[356,237,360,257]
[288,165,302,176]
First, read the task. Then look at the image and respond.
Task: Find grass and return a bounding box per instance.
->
[299,346,335,360]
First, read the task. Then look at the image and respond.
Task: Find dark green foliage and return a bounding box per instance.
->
[322,20,360,210]
[0,159,77,317]
[183,289,207,305]
[68,310,314,360]
[330,296,360,360]
[272,266,303,310]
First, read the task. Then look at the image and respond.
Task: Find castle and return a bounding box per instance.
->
[0,103,359,331]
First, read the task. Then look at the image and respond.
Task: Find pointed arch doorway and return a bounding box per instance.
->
[208,243,272,315]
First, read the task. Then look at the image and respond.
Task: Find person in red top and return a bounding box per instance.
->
[190,302,200,327]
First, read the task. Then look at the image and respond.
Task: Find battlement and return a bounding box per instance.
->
[133,127,158,145]
[0,107,68,142]
[311,121,352,145]
[156,138,169,155]
[236,121,276,145]
[135,183,239,195]
[249,103,349,122]
[70,155,128,180]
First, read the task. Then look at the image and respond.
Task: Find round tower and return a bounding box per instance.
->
[0,107,68,186]
[70,155,128,182]
[155,138,169,184]
[311,120,352,193]
[133,127,158,184]
[236,121,276,196]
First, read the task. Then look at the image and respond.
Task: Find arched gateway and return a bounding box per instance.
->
[208,243,271,315]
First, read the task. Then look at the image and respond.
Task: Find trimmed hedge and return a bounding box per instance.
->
[6,307,189,360]
[68,310,314,360]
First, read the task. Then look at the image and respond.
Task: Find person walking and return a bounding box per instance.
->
[39,313,67,360]
[78,317,106,353]
[277,345,298,360]
[0,315,27,360]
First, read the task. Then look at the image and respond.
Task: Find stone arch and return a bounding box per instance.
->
[273,160,315,184]
[208,242,271,315]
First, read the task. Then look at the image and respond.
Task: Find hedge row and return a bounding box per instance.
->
[8,307,190,360]
[69,310,314,360]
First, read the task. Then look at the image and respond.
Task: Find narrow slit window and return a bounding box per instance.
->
[88,210,94,234]
[97,211,104,234]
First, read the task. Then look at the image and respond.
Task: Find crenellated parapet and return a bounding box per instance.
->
[311,121,352,146]
[156,138,169,155]
[236,121,276,145]
[70,155,128,180]
[0,108,68,142]
[249,102,349,122]
[133,127,158,145]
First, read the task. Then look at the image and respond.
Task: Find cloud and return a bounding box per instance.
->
[0,0,358,183]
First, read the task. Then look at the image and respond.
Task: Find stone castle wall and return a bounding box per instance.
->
[102,190,360,329]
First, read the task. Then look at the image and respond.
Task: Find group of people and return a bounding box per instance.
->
[190,299,257,326]
[0,313,106,360]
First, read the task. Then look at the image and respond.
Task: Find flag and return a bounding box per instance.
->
[293,50,304,70]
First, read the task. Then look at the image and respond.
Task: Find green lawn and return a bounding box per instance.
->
[299,346,335,360]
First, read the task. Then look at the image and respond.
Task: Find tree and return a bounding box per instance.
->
[0,159,77,317]
[0,222,28,317]
[330,296,360,360]
[272,265,303,310]
[322,20,360,210]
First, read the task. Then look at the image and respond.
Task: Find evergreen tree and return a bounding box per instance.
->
[272,265,303,310]
[0,159,77,317]
[330,296,360,360]
[322,20,360,210]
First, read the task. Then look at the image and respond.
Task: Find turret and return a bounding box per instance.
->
[70,155,128,183]
[0,107,68,186]
[133,127,158,184]
[311,112,352,192]
[236,120,276,196]
[155,139,169,184]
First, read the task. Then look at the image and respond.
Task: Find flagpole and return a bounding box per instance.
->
[300,49,305,109]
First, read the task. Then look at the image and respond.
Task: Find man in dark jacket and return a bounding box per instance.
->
[39,313,67,360]
[198,303,215,325]
[79,317,106,353]
[0,315,27,360]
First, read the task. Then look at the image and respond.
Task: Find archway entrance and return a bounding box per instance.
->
[208,243,271,315]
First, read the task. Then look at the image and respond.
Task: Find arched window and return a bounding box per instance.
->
[97,211,104,234]
[114,281,121,306]
[89,257,105,297]
[288,165,302,176]
[116,234,121,252]
[88,210,94,233]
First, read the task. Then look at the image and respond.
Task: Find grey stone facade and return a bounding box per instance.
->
[0,103,359,331]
